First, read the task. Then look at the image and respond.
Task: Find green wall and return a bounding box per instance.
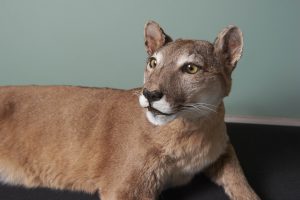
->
[1,0,299,118]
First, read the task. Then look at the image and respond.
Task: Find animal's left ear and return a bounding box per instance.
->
[214,25,243,72]
[144,21,173,55]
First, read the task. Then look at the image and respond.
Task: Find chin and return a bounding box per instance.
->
[146,110,176,126]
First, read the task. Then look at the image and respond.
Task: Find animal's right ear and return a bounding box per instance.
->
[144,21,173,55]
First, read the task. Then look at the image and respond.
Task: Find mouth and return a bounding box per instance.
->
[147,106,174,116]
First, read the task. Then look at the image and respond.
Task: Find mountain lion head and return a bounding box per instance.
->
[139,21,243,125]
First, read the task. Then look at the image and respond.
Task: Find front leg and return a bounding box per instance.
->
[205,143,261,200]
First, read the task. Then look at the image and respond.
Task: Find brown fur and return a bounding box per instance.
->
[0,21,260,200]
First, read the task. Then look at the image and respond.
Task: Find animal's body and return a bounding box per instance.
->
[0,21,260,200]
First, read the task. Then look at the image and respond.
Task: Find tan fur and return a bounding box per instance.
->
[0,22,260,200]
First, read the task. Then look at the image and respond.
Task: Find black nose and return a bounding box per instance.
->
[143,89,163,102]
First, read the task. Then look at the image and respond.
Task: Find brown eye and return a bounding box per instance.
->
[148,57,157,69]
[183,64,200,74]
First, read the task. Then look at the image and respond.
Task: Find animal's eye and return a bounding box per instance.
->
[183,64,201,74]
[148,57,157,69]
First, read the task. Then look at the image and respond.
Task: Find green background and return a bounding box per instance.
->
[1,0,299,118]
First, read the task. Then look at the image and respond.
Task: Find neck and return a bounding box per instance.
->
[152,102,227,160]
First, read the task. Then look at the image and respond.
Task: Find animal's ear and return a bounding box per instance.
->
[214,25,243,72]
[144,21,173,55]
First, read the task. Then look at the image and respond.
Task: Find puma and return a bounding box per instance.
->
[0,21,260,200]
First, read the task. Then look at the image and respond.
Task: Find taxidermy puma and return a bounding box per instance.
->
[0,21,260,200]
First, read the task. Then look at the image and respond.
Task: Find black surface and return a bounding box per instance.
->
[0,123,299,200]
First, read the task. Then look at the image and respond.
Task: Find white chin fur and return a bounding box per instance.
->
[146,111,176,126]
[152,96,173,113]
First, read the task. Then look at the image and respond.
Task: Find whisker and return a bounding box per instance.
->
[182,104,217,113]
[183,105,205,114]
[195,105,217,113]
[180,106,202,114]
[192,103,218,108]
[191,105,216,113]
[185,102,218,108]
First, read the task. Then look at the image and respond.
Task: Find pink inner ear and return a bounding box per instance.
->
[229,39,239,49]
[147,27,162,40]
[227,31,242,63]
[146,37,157,54]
